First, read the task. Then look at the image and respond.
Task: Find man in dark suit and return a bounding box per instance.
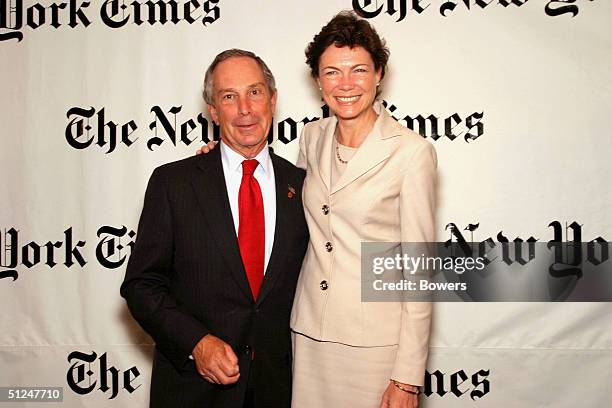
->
[120,49,309,408]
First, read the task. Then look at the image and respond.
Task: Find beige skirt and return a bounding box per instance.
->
[291,331,398,408]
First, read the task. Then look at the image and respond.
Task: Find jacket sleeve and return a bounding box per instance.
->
[120,168,209,371]
[391,141,437,386]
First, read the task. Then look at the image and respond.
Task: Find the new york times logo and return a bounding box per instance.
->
[353,0,596,20]
[446,221,608,279]
[3,221,606,283]
[0,0,220,43]
[67,350,141,399]
[0,225,135,281]
[64,102,484,154]
[424,368,490,400]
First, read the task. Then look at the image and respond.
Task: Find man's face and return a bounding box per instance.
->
[207,56,277,158]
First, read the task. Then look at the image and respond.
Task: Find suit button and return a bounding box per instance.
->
[320,280,328,290]
[322,205,330,215]
[243,345,252,356]
[325,242,333,252]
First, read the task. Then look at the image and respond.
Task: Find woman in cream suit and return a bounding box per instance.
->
[289,12,437,408]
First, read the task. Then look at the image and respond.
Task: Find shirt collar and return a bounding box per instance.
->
[220,140,272,175]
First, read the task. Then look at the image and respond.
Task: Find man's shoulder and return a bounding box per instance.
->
[152,152,214,178]
[270,150,305,179]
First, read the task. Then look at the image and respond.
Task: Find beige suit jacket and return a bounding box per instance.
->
[290,103,437,386]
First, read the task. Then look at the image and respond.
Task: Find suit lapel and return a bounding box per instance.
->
[315,116,337,193]
[331,109,402,195]
[192,148,254,302]
[256,153,291,306]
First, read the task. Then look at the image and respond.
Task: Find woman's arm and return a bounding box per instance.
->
[394,141,438,384]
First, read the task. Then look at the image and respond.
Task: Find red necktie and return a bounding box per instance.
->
[238,159,265,300]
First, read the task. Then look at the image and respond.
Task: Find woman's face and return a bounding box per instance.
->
[317,45,382,122]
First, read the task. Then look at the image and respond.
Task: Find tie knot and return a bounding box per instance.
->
[242,159,259,176]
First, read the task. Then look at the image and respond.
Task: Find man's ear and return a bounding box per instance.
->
[270,91,278,113]
[207,104,219,125]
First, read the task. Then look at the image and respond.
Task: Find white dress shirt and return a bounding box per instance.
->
[220,141,276,273]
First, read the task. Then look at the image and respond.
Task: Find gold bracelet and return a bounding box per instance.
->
[391,380,420,395]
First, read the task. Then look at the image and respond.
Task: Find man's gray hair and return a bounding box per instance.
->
[203,49,277,105]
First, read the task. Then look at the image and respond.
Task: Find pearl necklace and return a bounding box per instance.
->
[335,141,349,164]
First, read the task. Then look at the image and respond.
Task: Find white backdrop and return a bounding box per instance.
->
[1,0,611,406]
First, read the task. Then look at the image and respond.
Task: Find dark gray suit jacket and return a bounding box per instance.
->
[121,147,308,408]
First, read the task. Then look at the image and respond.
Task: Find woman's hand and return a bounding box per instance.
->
[380,380,419,408]
[195,140,219,155]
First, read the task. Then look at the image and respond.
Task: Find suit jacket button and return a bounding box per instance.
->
[320,280,328,290]
[322,205,330,215]
[244,345,252,356]
[325,242,333,252]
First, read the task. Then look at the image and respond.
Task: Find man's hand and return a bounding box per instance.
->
[195,140,219,155]
[192,334,240,385]
[380,380,419,408]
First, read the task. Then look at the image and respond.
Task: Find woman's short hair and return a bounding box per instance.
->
[305,11,390,79]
